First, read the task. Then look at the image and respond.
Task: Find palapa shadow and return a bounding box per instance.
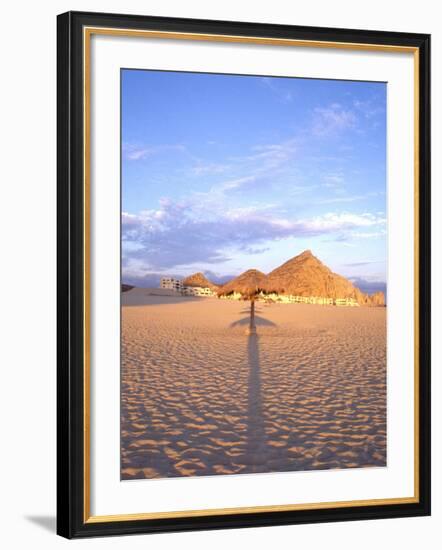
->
[245,333,267,473]
[229,316,276,328]
[229,304,277,472]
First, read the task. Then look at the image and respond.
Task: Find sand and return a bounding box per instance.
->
[121,288,386,480]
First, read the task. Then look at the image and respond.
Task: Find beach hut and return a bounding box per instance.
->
[217,269,267,334]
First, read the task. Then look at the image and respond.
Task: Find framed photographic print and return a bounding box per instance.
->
[57,11,431,538]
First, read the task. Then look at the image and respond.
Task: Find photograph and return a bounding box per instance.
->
[55,9,430,538]
[120,69,388,480]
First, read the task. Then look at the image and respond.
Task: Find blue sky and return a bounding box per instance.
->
[121,69,386,293]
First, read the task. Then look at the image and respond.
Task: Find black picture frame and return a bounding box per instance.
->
[57,10,431,539]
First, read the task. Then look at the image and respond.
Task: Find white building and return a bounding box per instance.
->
[335,297,359,307]
[182,286,215,297]
[254,292,357,306]
[218,291,242,301]
[160,277,183,292]
[159,278,215,297]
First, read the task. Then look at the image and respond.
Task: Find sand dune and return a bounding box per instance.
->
[121,292,386,480]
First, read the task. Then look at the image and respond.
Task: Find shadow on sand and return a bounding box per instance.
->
[230,304,277,329]
[235,304,277,471]
[122,293,205,307]
[245,333,267,472]
[229,316,276,328]
[229,304,276,470]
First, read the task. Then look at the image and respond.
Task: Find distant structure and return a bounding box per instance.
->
[217,250,384,307]
[219,292,359,306]
[335,297,359,307]
[160,277,183,292]
[160,250,385,307]
[182,286,215,297]
[160,277,215,297]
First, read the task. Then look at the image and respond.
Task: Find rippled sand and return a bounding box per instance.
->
[121,288,386,480]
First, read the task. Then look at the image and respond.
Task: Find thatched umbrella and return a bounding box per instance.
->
[262,249,366,304]
[217,269,267,334]
[182,272,219,291]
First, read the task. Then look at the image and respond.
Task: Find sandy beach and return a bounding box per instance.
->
[121,288,386,480]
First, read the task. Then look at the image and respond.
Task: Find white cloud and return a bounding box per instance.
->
[122,197,386,272]
[260,77,293,103]
[123,143,186,161]
[352,230,387,239]
[312,103,357,136]
[353,98,385,120]
[192,162,231,176]
[219,175,257,191]
[323,173,344,186]
[225,139,298,179]
[305,212,385,231]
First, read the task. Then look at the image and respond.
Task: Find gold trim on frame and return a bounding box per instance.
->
[85,496,419,524]
[82,26,420,524]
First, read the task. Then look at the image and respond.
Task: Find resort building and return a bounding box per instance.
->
[160,277,183,292]
[335,297,359,307]
[159,278,215,297]
[159,278,359,306]
[254,292,359,306]
[218,291,243,301]
[182,286,215,297]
